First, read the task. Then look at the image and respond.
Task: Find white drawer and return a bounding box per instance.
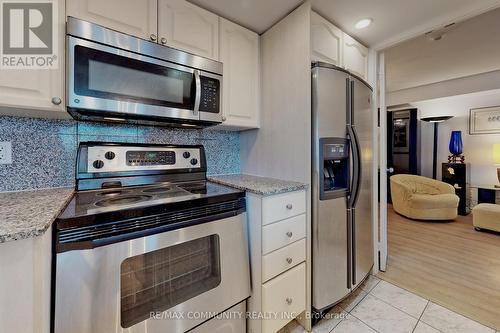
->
[262,214,306,255]
[262,239,306,282]
[262,190,306,225]
[262,263,306,333]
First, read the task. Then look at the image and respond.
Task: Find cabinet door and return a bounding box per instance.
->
[66,0,157,41]
[311,11,343,66]
[343,33,368,80]
[219,18,260,129]
[0,0,65,117]
[158,0,219,60]
[0,230,52,333]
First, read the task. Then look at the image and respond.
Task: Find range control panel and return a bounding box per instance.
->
[86,146,202,173]
[126,151,176,166]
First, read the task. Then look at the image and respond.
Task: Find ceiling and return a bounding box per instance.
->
[313,0,500,48]
[188,0,500,47]
[385,7,500,92]
[188,0,302,34]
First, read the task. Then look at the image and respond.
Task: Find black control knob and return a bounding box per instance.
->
[190,158,198,166]
[183,151,191,159]
[93,160,104,169]
[105,151,115,160]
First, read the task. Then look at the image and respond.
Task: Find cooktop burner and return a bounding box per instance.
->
[142,186,172,193]
[95,195,152,207]
[97,190,130,197]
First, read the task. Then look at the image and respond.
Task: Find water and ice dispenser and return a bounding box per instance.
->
[319,137,350,200]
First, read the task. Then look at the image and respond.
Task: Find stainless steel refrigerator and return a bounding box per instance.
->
[312,62,374,312]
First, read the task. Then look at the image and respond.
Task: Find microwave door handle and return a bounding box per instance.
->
[193,70,201,118]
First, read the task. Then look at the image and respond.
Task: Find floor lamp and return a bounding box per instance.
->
[421,116,454,179]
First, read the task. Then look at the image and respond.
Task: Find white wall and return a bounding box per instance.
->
[240,2,311,183]
[411,89,500,184]
[387,69,500,106]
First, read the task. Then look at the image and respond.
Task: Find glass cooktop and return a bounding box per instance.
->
[58,181,243,219]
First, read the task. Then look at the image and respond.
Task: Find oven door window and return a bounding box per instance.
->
[74,45,195,110]
[120,235,221,328]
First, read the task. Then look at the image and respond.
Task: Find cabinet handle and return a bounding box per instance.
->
[160,37,167,45]
[222,116,227,122]
[286,297,293,305]
[286,231,293,238]
[150,34,157,42]
[51,97,62,105]
[286,203,293,209]
[286,257,293,264]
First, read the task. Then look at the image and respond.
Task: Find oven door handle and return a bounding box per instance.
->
[193,70,201,118]
[55,208,245,253]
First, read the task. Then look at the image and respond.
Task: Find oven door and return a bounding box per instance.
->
[67,36,203,122]
[54,213,250,333]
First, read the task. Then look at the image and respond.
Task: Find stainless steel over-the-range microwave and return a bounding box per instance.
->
[66,17,223,127]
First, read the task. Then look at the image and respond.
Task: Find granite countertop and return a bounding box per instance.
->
[0,187,74,243]
[208,174,308,195]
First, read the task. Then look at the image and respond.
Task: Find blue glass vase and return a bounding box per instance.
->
[449,131,463,155]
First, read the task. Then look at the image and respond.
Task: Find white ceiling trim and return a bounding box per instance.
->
[374,1,500,50]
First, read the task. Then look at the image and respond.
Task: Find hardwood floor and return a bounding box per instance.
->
[378,205,500,331]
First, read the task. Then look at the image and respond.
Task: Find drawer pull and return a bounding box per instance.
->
[286,203,293,209]
[286,297,293,305]
[286,257,293,264]
[286,231,293,238]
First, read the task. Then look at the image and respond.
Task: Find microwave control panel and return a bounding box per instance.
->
[199,76,220,113]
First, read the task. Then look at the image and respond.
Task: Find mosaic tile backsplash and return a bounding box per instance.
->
[0,116,240,192]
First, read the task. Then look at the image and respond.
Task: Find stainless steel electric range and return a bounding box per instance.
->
[52,142,250,333]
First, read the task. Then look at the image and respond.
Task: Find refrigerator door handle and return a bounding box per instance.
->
[347,208,352,290]
[346,78,352,125]
[348,79,362,209]
[351,208,357,285]
[347,125,361,208]
[351,125,362,207]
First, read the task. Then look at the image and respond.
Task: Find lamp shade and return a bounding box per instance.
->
[493,144,500,164]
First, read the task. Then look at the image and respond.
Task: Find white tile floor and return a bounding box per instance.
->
[279,275,498,333]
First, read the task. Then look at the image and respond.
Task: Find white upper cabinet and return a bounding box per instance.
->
[343,33,368,80]
[219,18,260,130]
[158,0,219,60]
[310,11,343,66]
[66,0,157,41]
[310,11,369,80]
[0,0,66,118]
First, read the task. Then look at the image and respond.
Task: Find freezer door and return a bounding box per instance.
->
[312,64,351,311]
[351,77,374,287]
[312,196,350,311]
[312,65,349,140]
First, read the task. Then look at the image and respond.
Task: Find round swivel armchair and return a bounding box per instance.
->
[390,174,459,221]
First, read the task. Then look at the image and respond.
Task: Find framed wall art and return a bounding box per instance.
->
[469,106,500,135]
